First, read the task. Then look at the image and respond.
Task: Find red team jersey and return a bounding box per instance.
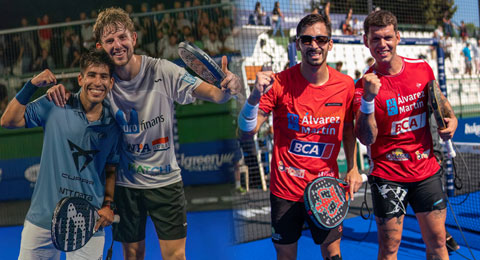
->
[353,57,440,182]
[259,64,354,202]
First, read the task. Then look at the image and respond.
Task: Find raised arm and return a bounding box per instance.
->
[354,73,381,145]
[238,71,274,138]
[1,69,57,128]
[192,56,242,104]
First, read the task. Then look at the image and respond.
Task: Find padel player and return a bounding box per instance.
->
[1,49,120,259]
[47,7,242,260]
[354,10,457,259]
[238,14,364,260]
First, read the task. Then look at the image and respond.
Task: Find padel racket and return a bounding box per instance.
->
[427,80,456,158]
[304,174,367,230]
[51,197,119,252]
[178,41,226,86]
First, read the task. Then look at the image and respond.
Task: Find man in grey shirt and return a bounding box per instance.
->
[48,7,242,260]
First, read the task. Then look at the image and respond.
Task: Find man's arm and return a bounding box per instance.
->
[354,73,381,145]
[95,164,116,230]
[192,56,242,104]
[1,69,57,128]
[342,122,362,200]
[438,90,458,141]
[238,71,274,138]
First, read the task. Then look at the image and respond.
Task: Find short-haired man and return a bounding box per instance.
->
[239,14,363,260]
[354,10,457,259]
[47,7,242,260]
[1,49,120,259]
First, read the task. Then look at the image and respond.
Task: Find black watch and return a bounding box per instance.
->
[102,200,116,211]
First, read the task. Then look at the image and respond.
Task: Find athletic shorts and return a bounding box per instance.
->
[18,220,104,260]
[113,181,187,242]
[270,194,342,245]
[369,169,447,219]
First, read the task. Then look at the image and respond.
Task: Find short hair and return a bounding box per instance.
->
[296,14,332,37]
[363,10,398,36]
[80,49,114,77]
[93,7,135,43]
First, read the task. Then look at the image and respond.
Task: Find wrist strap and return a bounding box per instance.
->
[238,102,259,132]
[15,80,38,105]
[360,97,375,114]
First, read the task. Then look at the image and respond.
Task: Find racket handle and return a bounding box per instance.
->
[113,215,120,223]
[361,174,368,183]
[445,140,456,158]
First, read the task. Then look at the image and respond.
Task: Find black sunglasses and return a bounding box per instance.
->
[297,35,330,45]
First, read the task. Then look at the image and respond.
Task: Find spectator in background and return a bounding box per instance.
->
[363,57,374,73]
[254,2,266,25]
[162,34,180,60]
[460,21,468,42]
[443,12,454,38]
[461,42,473,75]
[472,39,480,74]
[38,14,52,53]
[80,12,95,50]
[204,31,223,56]
[176,12,193,34]
[354,70,361,83]
[18,17,37,74]
[335,61,343,72]
[155,29,168,58]
[352,18,362,35]
[271,1,285,37]
[33,48,55,71]
[139,3,157,56]
[341,8,353,35]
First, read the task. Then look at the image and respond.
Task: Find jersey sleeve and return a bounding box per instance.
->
[24,95,53,128]
[160,59,204,104]
[345,78,355,124]
[353,78,364,113]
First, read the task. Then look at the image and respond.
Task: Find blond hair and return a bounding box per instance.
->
[93,7,135,43]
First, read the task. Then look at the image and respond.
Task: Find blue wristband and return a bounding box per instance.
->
[15,80,38,105]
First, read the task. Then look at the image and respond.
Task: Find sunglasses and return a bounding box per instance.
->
[297,35,330,45]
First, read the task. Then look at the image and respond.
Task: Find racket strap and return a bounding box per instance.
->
[106,239,114,260]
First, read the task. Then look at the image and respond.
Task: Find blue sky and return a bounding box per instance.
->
[452,0,479,26]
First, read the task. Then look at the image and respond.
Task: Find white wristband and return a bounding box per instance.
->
[360,97,375,114]
[238,102,259,132]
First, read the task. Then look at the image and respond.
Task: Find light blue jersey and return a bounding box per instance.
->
[24,90,121,230]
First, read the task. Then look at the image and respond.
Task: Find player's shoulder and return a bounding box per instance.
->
[402,56,431,68]
[328,66,354,84]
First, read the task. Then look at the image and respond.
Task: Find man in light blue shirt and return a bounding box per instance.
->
[1,49,121,260]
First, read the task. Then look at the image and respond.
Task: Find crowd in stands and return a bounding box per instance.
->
[0,0,236,77]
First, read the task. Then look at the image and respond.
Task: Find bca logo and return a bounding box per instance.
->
[390,112,426,135]
[289,139,334,159]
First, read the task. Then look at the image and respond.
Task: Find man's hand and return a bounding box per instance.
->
[31,69,57,88]
[362,73,381,101]
[344,169,363,201]
[249,71,274,105]
[94,207,115,231]
[439,117,458,141]
[46,84,71,107]
[220,56,242,99]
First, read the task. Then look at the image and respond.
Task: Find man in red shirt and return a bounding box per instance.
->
[354,10,457,259]
[239,14,363,260]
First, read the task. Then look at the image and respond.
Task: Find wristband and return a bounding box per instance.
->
[238,102,259,132]
[360,97,375,114]
[15,80,38,105]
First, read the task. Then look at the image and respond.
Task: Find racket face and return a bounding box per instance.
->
[304,177,349,230]
[178,41,226,85]
[428,80,446,129]
[51,197,98,252]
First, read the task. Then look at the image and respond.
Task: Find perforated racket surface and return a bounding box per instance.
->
[51,197,98,252]
[427,80,456,158]
[304,177,350,230]
[178,41,226,86]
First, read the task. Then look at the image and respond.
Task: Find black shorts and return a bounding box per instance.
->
[113,181,187,242]
[369,170,447,219]
[270,194,342,245]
